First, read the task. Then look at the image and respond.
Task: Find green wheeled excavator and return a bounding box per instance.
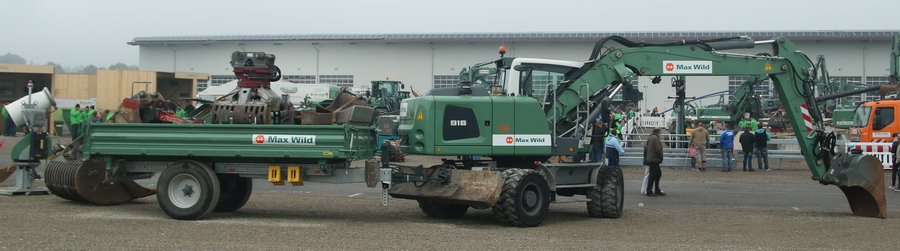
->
[389,36,886,227]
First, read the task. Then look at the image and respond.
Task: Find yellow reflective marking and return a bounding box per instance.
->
[287,166,301,183]
[417,110,424,120]
[764,62,773,71]
[268,166,284,185]
[323,152,333,155]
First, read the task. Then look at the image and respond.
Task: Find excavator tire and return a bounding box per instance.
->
[491,169,550,227]
[587,166,624,218]
[213,174,253,212]
[417,201,469,218]
[45,158,156,205]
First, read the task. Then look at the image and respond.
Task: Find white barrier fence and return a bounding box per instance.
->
[845,142,893,169]
[638,116,667,128]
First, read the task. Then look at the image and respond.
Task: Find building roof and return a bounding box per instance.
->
[129,30,900,45]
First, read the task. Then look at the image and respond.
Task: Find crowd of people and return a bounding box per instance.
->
[688,122,771,172]
[586,111,781,198]
[587,106,668,197]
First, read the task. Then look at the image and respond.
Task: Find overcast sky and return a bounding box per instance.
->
[3,0,898,68]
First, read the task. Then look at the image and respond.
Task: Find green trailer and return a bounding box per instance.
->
[46,122,378,220]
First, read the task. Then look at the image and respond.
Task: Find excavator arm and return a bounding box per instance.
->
[540,36,884,217]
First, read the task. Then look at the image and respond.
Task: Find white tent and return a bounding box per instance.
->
[198,80,331,102]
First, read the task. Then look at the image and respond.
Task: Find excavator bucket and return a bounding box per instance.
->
[389,169,503,208]
[0,164,15,183]
[823,154,886,218]
[44,158,156,205]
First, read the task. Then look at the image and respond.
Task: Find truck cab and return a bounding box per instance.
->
[850,100,900,142]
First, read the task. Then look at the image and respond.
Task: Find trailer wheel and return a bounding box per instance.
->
[588,165,624,218]
[213,174,253,212]
[418,201,469,218]
[157,160,220,220]
[492,169,550,227]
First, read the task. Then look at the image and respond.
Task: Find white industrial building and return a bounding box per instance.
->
[130,31,900,111]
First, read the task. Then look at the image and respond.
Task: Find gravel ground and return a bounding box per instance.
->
[1,136,899,249]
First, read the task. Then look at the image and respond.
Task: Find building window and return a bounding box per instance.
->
[196,80,209,92]
[210,75,236,87]
[434,75,458,89]
[865,76,890,102]
[283,75,316,84]
[727,76,772,103]
[320,75,353,87]
[829,76,863,104]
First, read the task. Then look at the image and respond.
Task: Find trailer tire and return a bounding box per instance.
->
[214,175,253,212]
[588,165,624,218]
[492,169,550,227]
[157,160,220,220]
[418,201,469,218]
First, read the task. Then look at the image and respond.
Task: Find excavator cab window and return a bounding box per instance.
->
[872,107,894,130]
[515,63,574,100]
[852,106,872,127]
[376,82,398,98]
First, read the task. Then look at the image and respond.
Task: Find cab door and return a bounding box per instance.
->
[870,105,895,142]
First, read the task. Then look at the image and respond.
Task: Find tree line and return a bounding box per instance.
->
[1,52,138,74]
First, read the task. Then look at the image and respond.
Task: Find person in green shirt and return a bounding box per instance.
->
[2,101,16,137]
[86,106,96,121]
[105,110,115,122]
[70,104,83,140]
[749,118,758,132]
[738,118,748,129]
[175,104,186,117]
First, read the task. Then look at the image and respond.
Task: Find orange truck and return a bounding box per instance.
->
[849,100,900,142]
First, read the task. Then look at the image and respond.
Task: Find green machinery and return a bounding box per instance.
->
[693,76,768,124]
[458,60,501,91]
[0,82,54,196]
[367,80,411,115]
[390,36,886,227]
[42,52,380,220]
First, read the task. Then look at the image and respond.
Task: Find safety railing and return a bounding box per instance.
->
[845,142,893,169]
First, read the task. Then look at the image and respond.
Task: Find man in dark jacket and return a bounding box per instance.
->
[590,119,607,163]
[754,125,770,171]
[645,128,665,197]
[738,126,755,172]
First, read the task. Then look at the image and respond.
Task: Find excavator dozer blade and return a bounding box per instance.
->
[389,169,503,209]
[823,154,886,218]
[45,158,156,205]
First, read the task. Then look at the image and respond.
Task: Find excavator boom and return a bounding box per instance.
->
[562,36,884,217]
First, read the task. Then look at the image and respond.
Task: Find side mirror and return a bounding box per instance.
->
[401,83,405,89]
